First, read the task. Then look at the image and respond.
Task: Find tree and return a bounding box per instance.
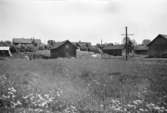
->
[10,45,18,53]
[0,41,11,46]
[32,39,38,47]
[47,40,56,48]
[122,37,134,53]
[131,39,137,46]
[142,39,151,46]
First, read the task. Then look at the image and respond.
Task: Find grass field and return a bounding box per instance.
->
[0,57,167,113]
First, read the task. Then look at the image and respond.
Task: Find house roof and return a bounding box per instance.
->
[134,45,148,51]
[103,45,124,50]
[148,34,167,46]
[0,46,10,50]
[159,34,167,39]
[13,38,32,44]
[51,40,76,50]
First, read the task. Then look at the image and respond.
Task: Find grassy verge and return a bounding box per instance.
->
[0,58,167,113]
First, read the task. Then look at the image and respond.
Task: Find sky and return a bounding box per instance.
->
[0,0,167,44]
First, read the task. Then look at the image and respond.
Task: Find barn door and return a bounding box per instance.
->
[65,44,70,57]
[65,52,70,57]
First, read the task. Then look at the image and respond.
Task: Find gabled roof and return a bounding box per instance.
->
[51,40,76,50]
[0,46,10,50]
[13,38,32,44]
[159,34,167,39]
[134,45,148,51]
[103,45,124,50]
[148,34,167,46]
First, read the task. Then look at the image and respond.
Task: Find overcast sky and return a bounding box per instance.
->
[0,0,167,44]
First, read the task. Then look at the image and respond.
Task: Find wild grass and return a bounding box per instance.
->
[0,57,167,113]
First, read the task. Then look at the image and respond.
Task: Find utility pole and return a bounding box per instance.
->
[125,26,128,60]
[121,26,133,61]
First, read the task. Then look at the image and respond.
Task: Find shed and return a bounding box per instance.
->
[88,46,101,53]
[134,45,148,55]
[148,34,167,57]
[0,47,12,57]
[50,40,77,58]
[102,45,124,56]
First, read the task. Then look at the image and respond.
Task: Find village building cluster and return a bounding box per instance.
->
[0,34,167,59]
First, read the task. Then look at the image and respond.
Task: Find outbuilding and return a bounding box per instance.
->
[148,34,167,57]
[134,45,148,55]
[102,45,124,56]
[0,47,12,57]
[50,40,77,58]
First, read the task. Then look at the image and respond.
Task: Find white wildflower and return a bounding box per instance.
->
[34,108,43,112]
[37,94,44,101]
[2,94,10,99]
[139,108,144,112]
[133,100,143,105]
[146,103,155,109]
[44,94,50,98]
[153,106,161,110]
[111,98,120,104]
[23,93,33,99]
[127,104,136,108]
[8,87,16,93]
[110,105,123,112]
[16,100,22,105]
[122,107,127,112]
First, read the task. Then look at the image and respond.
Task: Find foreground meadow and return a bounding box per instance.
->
[0,57,167,113]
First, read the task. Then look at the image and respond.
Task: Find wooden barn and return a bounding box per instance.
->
[0,47,12,57]
[134,45,148,55]
[102,45,124,56]
[148,34,167,57]
[50,40,77,58]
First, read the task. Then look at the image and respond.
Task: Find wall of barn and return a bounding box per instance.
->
[134,50,148,55]
[103,49,122,56]
[0,50,11,57]
[148,36,167,57]
[50,42,76,58]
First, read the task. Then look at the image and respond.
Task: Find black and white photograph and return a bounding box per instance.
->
[0,0,167,113]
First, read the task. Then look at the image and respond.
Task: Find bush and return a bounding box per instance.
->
[13,45,36,52]
[10,46,17,53]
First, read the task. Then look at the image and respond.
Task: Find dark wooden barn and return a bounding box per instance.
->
[50,40,77,58]
[102,45,124,56]
[134,45,148,55]
[148,34,167,57]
